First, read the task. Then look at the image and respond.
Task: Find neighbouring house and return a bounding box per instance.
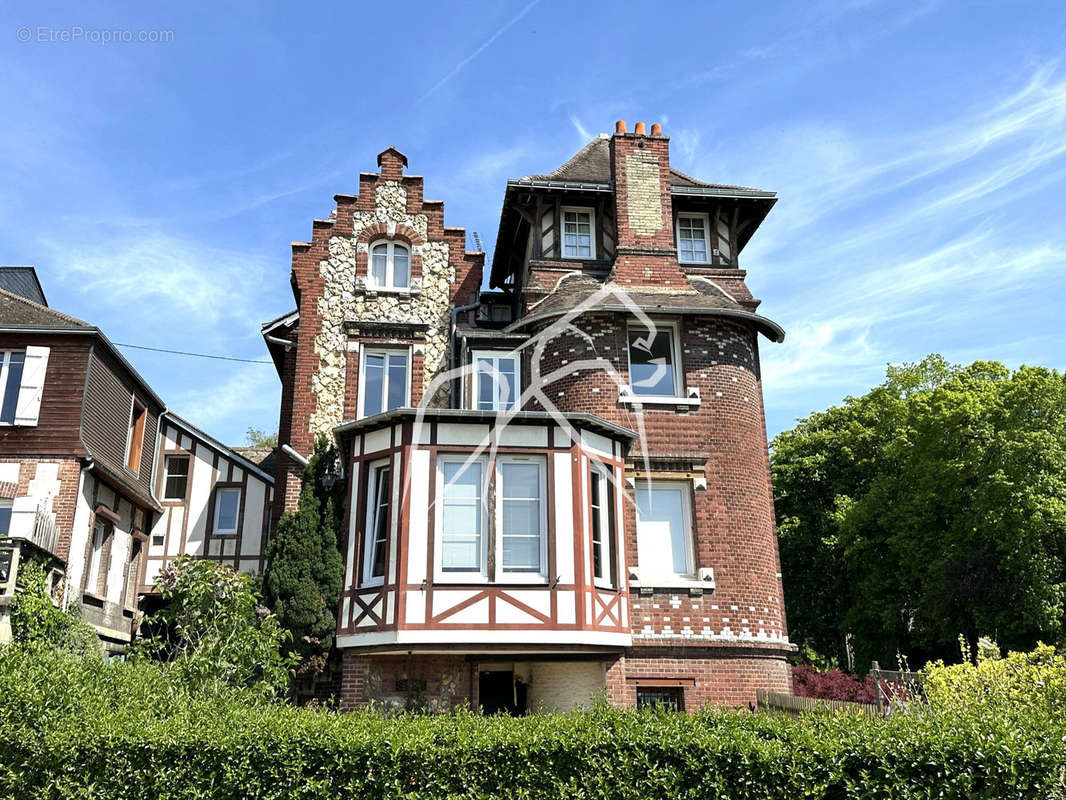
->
[0,271,272,650]
[264,120,792,712]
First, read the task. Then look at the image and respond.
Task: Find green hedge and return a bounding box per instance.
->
[0,648,1063,800]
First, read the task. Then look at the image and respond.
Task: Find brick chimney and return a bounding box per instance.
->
[608,121,687,286]
[376,146,408,181]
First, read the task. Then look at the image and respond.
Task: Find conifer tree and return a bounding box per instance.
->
[263,438,344,673]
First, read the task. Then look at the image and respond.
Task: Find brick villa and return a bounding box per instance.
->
[263,120,792,712]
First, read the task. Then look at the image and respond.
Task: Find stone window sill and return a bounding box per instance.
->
[618,387,701,410]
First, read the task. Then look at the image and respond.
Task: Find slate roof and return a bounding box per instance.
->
[0,288,92,329]
[0,267,47,305]
[506,273,785,342]
[231,446,277,478]
[521,136,769,193]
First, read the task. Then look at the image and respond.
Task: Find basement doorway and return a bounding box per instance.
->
[478,669,527,716]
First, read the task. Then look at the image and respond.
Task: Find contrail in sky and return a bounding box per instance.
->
[417,0,541,104]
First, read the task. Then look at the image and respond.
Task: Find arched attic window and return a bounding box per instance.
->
[369,240,410,289]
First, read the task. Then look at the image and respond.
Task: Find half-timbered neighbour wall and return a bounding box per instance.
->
[144,415,273,589]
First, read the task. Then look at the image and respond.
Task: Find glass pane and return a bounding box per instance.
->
[477,359,495,409]
[635,486,690,576]
[442,540,479,569]
[371,245,388,286]
[0,503,11,536]
[363,355,384,416]
[443,502,480,533]
[502,463,539,497]
[392,248,409,288]
[1,353,24,424]
[503,499,539,536]
[216,489,240,530]
[444,462,480,496]
[386,354,407,410]
[628,328,676,396]
[502,536,540,571]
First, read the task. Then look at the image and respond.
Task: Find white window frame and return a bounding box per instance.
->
[625,319,684,400]
[162,455,190,501]
[634,480,696,582]
[561,206,596,260]
[361,459,391,587]
[211,487,241,535]
[368,239,411,290]
[358,346,411,419]
[471,349,521,412]
[434,455,489,583]
[590,464,616,588]
[0,350,25,426]
[675,212,711,264]
[494,455,548,584]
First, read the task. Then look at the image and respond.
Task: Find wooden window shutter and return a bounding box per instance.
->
[14,345,49,427]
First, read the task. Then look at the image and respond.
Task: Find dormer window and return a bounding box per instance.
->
[369,241,410,289]
[676,213,710,264]
[562,207,595,260]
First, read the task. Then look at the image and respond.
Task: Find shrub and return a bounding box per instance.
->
[791,665,877,704]
[0,646,1063,799]
[921,637,1066,718]
[9,560,101,657]
[133,556,295,701]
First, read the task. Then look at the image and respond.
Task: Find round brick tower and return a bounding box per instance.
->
[494,121,792,708]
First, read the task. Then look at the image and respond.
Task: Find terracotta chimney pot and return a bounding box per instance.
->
[615,120,627,134]
[650,123,662,136]
[634,121,646,135]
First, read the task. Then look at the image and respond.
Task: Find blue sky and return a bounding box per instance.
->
[1,1,1064,444]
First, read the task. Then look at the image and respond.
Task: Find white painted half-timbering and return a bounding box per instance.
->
[437,422,489,445]
[556,591,576,625]
[345,460,361,587]
[364,427,391,454]
[405,590,426,624]
[552,452,574,582]
[406,448,430,585]
[580,430,614,461]
[495,425,547,448]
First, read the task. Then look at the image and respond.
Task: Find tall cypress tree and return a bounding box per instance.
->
[263,437,344,674]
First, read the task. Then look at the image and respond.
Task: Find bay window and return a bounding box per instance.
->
[590,465,616,585]
[496,457,546,577]
[439,458,485,574]
[362,461,391,585]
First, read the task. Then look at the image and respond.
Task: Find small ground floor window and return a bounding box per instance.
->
[636,686,685,711]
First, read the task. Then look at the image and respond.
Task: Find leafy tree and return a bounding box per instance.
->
[262,437,344,675]
[10,560,99,657]
[134,555,294,700]
[773,356,1066,671]
[245,426,279,447]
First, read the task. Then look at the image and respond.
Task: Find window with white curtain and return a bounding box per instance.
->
[497,457,546,576]
[439,458,485,574]
[473,350,519,411]
[635,481,694,580]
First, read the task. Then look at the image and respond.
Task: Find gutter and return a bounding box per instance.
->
[450,300,480,405]
[281,444,309,468]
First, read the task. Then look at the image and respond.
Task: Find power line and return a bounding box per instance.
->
[112,342,272,364]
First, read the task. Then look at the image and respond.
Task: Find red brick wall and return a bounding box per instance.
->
[273,151,483,516]
[5,457,84,562]
[605,647,792,709]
